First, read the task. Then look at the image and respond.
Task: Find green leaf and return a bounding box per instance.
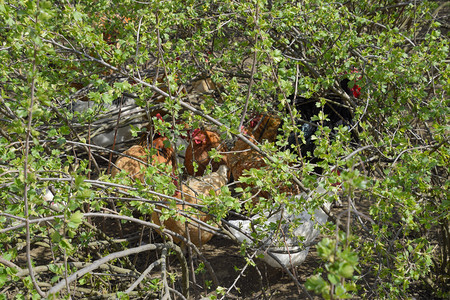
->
[74,175,85,189]
[0,268,7,288]
[59,238,74,253]
[50,275,61,284]
[73,11,83,22]
[48,264,59,274]
[51,230,62,243]
[327,273,339,285]
[68,211,83,229]
[338,263,354,278]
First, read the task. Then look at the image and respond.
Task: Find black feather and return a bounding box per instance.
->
[283,78,357,166]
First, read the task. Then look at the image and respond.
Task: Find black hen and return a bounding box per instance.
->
[285,78,361,163]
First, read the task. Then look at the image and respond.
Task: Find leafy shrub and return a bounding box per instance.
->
[0,0,448,298]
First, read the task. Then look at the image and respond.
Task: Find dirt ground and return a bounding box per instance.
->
[199,235,323,299]
[12,189,443,299]
[14,221,323,299]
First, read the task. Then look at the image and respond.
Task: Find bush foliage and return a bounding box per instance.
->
[0,0,448,299]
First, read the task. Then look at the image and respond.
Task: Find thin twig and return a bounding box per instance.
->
[220,250,258,300]
[16,261,137,278]
[126,258,163,294]
[0,257,23,272]
[23,1,45,296]
[160,247,170,300]
[238,5,259,132]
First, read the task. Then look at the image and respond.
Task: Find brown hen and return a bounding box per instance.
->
[248,114,282,143]
[229,132,270,200]
[152,165,228,247]
[184,129,229,178]
[111,136,175,182]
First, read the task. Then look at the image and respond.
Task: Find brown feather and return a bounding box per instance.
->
[229,133,270,201]
[249,114,282,143]
[184,130,229,178]
[152,165,228,247]
[111,137,174,182]
[111,145,148,182]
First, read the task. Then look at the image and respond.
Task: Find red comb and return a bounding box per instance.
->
[350,85,361,98]
[155,113,164,121]
[249,114,262,128]
[192,128,201,137]
[191,129,206,144]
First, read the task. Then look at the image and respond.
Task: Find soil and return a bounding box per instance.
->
[199,235,323,299]
[11,187,444,299]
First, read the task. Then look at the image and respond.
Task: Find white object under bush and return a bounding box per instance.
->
[228,186,334,268]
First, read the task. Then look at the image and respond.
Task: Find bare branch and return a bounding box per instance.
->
[47,243,181,297]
